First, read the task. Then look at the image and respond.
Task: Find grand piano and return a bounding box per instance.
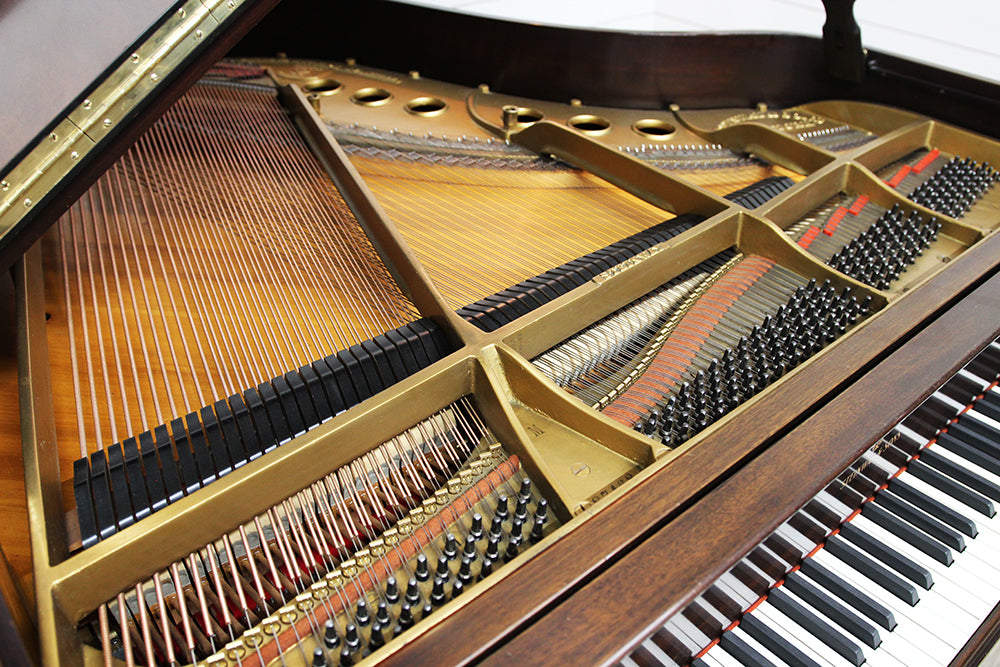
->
[4,2,1000,665]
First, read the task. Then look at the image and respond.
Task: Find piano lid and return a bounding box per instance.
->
[0,0,277,275]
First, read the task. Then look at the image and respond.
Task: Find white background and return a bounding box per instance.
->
[396,0,1000,84]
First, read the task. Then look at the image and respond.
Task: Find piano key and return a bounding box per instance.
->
[849,515,999,612]
[798,558,896,630]
[767,587,866,666]
[740,612,824,667]
[931,434,1000,485]
[649,626,694,665]
[784,571,881,648]
[974,391,1000,423]
[887,477,978,537]
[717,630,779,667]
[752,601,852,667]
[810,550,962,659]
[631,638,681,667]
[858,502,954,565]
[948,414,1000,458]
[840,520,934,589]
[872,489,965,551]
[905,459,995,517]
[694,652,731,667]
[823,536,921,604]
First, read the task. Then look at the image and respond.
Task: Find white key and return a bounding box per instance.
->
[719,572,758,608]
[637,637,680,667]
[752,601,847,667]
[929,440,1000,490]
[815,489,854,522]
[931,390,966,415]
[778,584,870,665]
[728,624,788,667]
[851,514,999,606]
[893,474,1000,542]
[696,651,731,667]
[703,642,746,667]
[848,516,991,641]
[964,408,1000,435]
[811,550,962,659]
[774,523,817,557]
[671,612,713,655]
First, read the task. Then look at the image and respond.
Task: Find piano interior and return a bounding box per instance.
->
[4,2,1000,665]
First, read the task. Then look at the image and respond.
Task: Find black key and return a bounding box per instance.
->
[154,424,184,503]
[138,430,167,512]
[106,443,134,530]
[372,334,407,382]
[384,327,420,375]
[213,400,248,469]
[825,535,920,605]
[271,375,306,437]
[920,446,1000,501]
[741,612,823,667]
[940,425,1000,474]
[184,412,217,486]
[284,370,318,431]
[257,382,291,444]
[974,391,1000,423]
[200,405,232,476]
[322,355,359,410]
[874,489,965,551]
[719,630,778,667]
[89,450,118,540]
[861,501,954,565]
[953,416,1000,455]
[74,458,99,549]
[888,477,978,537]
[785,571,881,648]
[938,374,985,406]
[170,418,201,494]
[122,437,151,522]
[297,365,332,422]
[906,459,995,517]
[335,348,374,402]
[839,522,934,588]
[768,587,866,666]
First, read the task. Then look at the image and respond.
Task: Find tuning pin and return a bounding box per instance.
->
[463,534,478,561]
[451,579,464,599]
[434,556,449,582]
[313,648,328,667]
[486,536,500,560]
[469,513,484,540]
[324,619,341,649]
[534,498,548,523]
[431,577,447,606]
[384,576,400,604]
[396,603,414,632]
[355,599,371,626]
[344,624,361,653]
[339,647,354,666]
[515,496,529,522]
[479,557,494,581]
[530,515,546,544]
[518,477,532,501]
[405,577,421,606]
[422,602,433,620]
[495,495,510,521]
[458,557,474,585]
[376,601,391,627]
[368,622,386,651]
[489,514,504,539]
[415,554,430,582]
[444,533,459,560]
[505,536,521,563]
